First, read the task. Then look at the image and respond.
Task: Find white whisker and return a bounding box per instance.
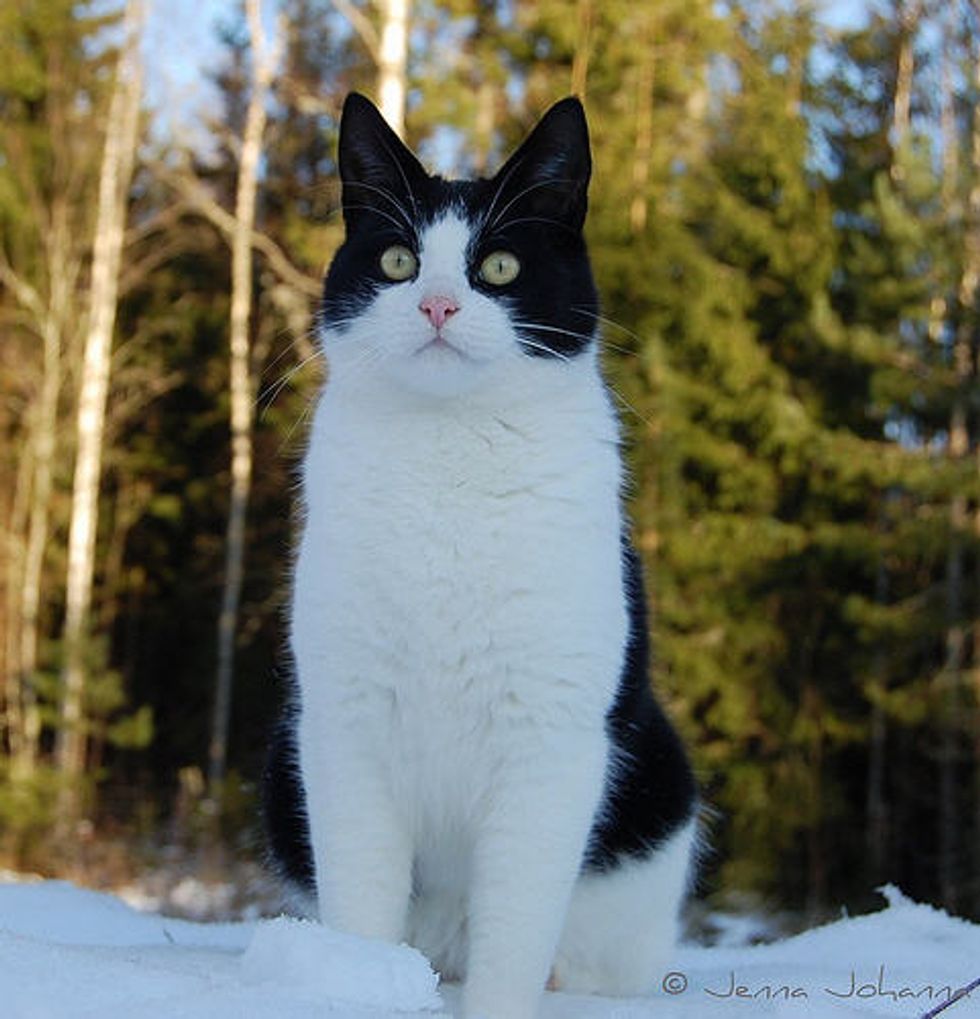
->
[258,350,324,417]
[479,152,530,234]
[343,203,415,236]
[345,180,416,235]
[515,336,573,363]
[485,178,578,235]
[378,138,422,222]
[572,307,647,347]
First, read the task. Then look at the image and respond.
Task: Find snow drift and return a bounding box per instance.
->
[1,879,978,1018]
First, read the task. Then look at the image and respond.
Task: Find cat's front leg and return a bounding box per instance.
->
[300,714,413,944]
[463,727,607,1019]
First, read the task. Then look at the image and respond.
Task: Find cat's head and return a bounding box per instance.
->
[319,92,599,398]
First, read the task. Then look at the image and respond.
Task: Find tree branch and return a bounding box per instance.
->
[153,164,322,299]
[333,0,380,62]
[0,250,45,323]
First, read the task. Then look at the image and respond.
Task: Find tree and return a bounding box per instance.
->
[208,0,282,799]
[56,0,147,819]
[0,2,112,788]
[334,0,411,135]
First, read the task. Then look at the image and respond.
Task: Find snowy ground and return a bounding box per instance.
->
[2,879,978,1019]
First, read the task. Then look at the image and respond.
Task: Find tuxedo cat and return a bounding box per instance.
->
[264,92,698,1019]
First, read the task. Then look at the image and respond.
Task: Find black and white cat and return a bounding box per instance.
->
[264,92,698,1019]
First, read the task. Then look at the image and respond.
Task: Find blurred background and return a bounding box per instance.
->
[1,0,978,932]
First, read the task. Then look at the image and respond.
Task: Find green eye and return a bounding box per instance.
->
[380,245,418,281]
[479,250,520,286]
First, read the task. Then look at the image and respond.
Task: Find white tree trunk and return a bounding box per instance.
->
[56,0,146,795]
[3,423,31,759]
[378,0,410,137]
[207,0,278,797]
[17,316,62,774]
[0,203,77,777]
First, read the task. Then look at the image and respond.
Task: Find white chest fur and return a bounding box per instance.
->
[294,359,628,794]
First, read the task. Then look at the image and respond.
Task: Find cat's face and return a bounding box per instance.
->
[319,93,599,398]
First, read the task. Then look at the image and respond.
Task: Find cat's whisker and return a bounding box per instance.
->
[511,320,596,344]
[479,152,529,234]
[572,307,648,347]
[607,383,655,428]
[261,326,320,380]
[600,340,638,358]
[485,178,578,236]
[511,320,638,359]
[378,137,422,222]
[514,336,573,363]
[345,179,417,235]
[279,397,316,453]
[484,215,577,236]
[343,203,414,237]
[257,349,324,417]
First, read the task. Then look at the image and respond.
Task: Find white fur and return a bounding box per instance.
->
[552,819,696,995]
[293,213,689,1018]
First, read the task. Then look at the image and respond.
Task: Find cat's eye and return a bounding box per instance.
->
[479,251,520,286]
[380,245,418,281]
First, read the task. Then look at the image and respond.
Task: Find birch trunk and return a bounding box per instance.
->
[377,0,410,137]
[3,426,31,759]
[18,314,62,774]
[56,0,146,800]
[207,0,277,797]
[1,199,79,774]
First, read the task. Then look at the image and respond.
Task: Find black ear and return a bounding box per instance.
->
[337,92,428,230]
[488,97,592,232]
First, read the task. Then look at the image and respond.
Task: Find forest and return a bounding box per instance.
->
[1,0,978,927]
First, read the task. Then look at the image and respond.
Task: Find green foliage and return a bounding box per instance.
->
[2,0,979,922]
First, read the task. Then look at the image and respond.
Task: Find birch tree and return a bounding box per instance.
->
[56,0,147,801]
[378,0,409,136]
[334,0,411,136]
[208,0,281,797]
[0,3,96,780]
[2,255,69,777]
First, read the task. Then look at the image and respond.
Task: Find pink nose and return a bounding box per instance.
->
[419,295,459,329]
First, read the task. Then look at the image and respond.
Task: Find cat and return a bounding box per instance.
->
[264,91,699,1019]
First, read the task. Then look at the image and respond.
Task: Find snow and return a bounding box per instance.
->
[2,880,978,1019]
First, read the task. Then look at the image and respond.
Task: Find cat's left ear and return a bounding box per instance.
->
[337,92,428,229]
[489,97,591,232]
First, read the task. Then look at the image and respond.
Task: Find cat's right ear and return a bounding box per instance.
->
[338,93,427,230]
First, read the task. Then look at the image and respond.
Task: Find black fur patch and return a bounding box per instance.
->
[583,541,698,872]
[320,92,599,359]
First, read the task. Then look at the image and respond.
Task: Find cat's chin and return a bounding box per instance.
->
[383,351,494,399]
